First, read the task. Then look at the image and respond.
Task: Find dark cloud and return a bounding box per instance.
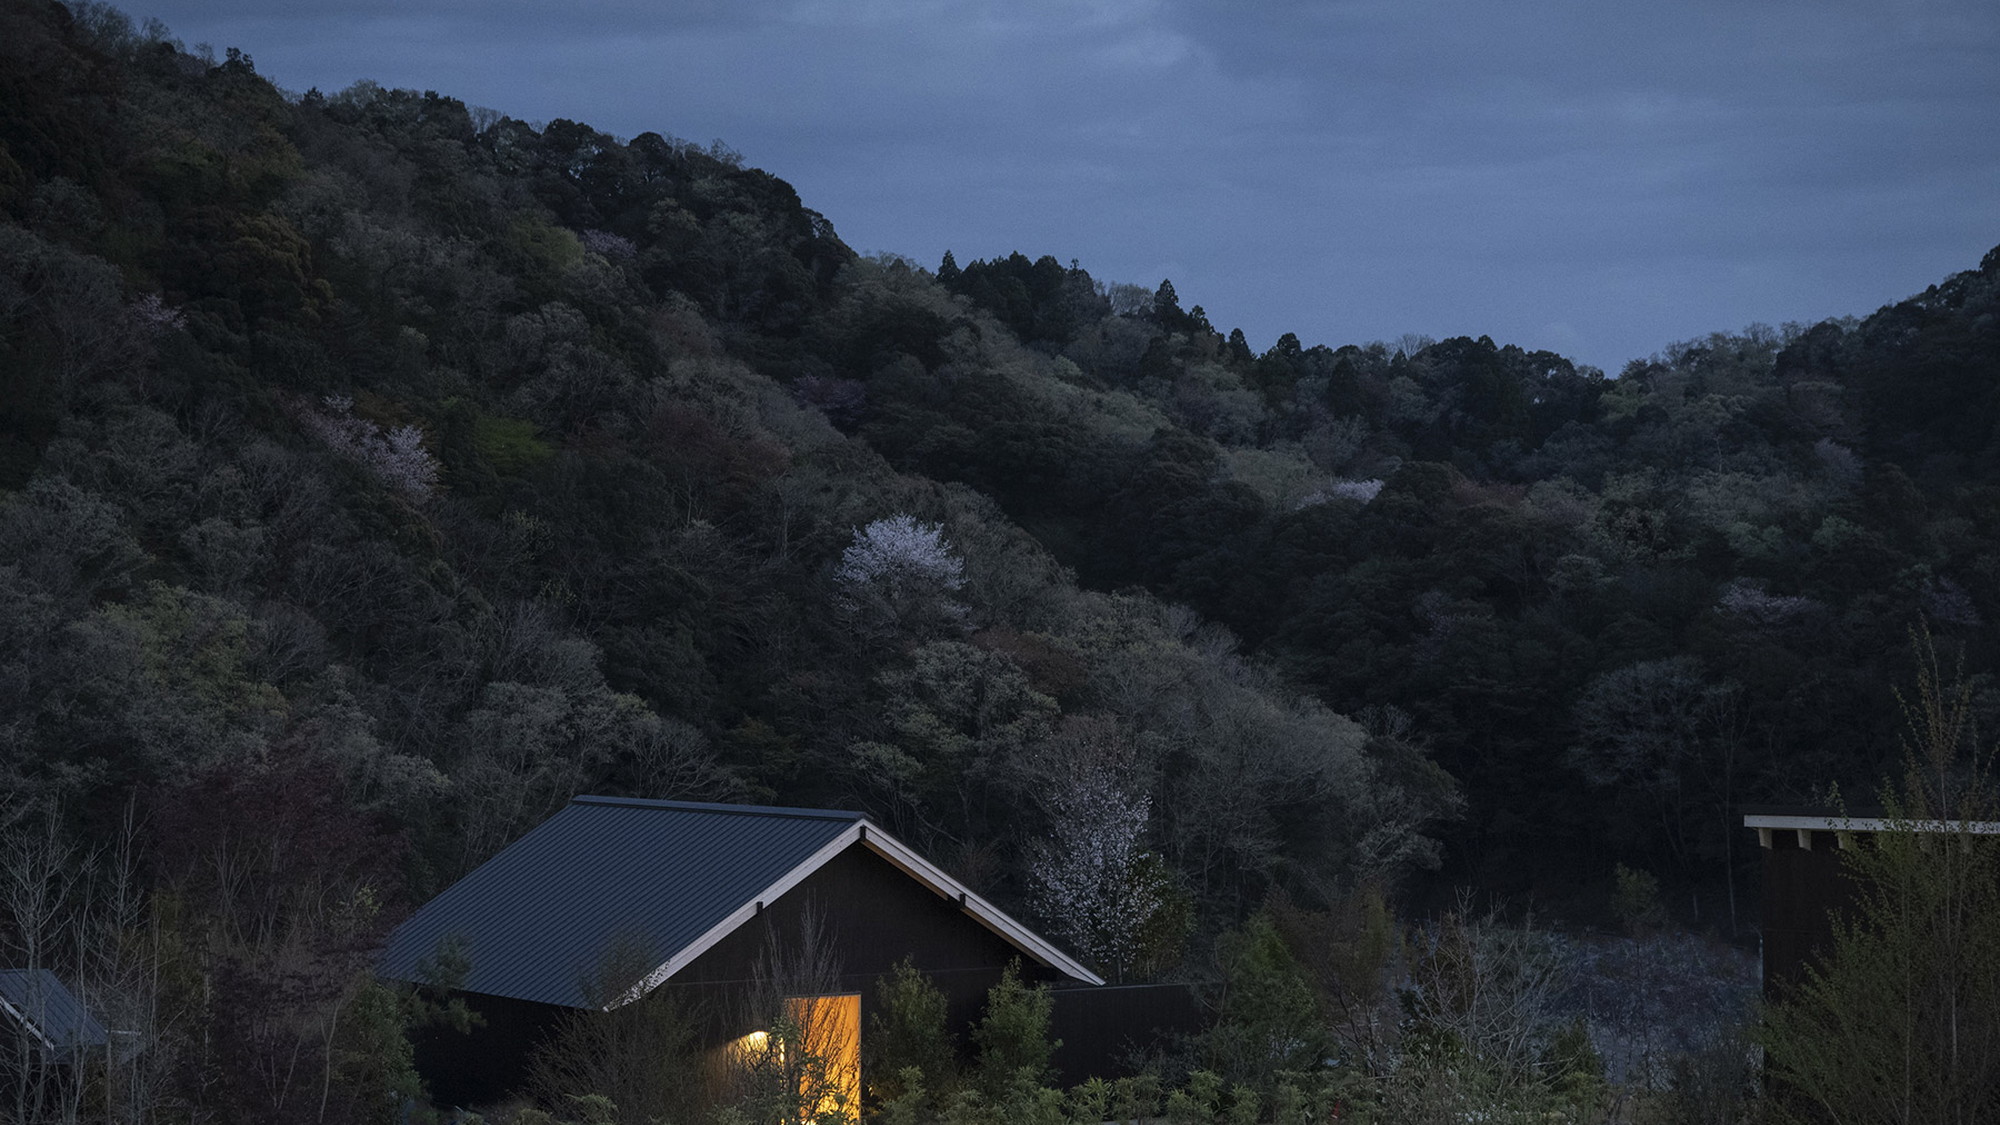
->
[131,0,2000,370]
[148,0,759,34]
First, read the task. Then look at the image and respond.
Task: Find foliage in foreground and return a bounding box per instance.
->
[1759,632,2000,1123]
[516,905,1757,1125]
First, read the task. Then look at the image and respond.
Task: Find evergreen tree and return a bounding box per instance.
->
[1226,327,1253,365]
[1152,278,1189,330]
[866,959,956,1109]
[970,961,1058,1097]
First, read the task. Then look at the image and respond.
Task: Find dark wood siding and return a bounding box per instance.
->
[415,840,1094,1107]
[1758,830,1855,998]
[1049,982,1205,1083]
[666,842,1065,1043]
[410,991,564,1109]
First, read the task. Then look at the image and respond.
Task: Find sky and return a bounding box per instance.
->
[129,0,2000,374]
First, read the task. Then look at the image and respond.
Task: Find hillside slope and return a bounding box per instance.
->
[0,0,1447,949]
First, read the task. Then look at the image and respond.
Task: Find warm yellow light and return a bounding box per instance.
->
[728,1028,771,1065]
[785,994,860,1120]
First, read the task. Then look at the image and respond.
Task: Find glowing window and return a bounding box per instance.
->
[784,993,860,1119]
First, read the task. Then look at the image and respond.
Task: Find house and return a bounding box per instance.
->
[1,969,111,1115]
[378,796,1104,1107]
[0,969,107,1061]
[1743,805,2000,996]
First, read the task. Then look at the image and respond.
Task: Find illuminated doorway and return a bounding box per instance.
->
[783,993,860,1120]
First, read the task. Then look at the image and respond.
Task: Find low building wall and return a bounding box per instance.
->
[1049,981,1206,1082]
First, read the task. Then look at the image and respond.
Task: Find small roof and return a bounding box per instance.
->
[379,796,1102,1008]
[0,970,108,1052]
[1743,805,2000,835]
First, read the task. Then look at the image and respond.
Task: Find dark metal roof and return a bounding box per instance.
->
[379,797,864,1008]
[0,969,108,1051]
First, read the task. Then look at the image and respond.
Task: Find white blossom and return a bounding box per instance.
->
[1717,579,1817,624]
[835,515,965,593]
[578,229,636,261]
[294,395,440,500]
[1293,477,1385,509]
[1328,477,1385,503]
[130,292,185,335]
[833,515,969,637]
[1030,762,1159,976]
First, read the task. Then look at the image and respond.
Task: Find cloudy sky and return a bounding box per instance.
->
[131,0,1998,372]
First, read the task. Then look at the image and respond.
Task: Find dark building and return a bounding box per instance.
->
[0,969,107,1060]
[0,968,112,1114]
[378,796,1105,1108]
[1744,806,2000,996]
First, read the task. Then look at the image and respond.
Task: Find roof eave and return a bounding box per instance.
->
[605,821,868,1009]
[609,817,1105,1007]
[0,994,56,1053]
[855,824,1106,987]
[1744,812,2000,835]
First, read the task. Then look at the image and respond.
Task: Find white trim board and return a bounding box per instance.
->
[857,828,1105,987]
[607,819,1103,1009]
[0,994,55,1052]
[1745,812,2000,850]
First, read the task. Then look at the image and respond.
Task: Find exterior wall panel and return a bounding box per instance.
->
[1759,832,1852,997]
[667,844,1059,1049]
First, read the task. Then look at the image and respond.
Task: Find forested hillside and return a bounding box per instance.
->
[922,246,2000,903]
[3,0,1998,1118]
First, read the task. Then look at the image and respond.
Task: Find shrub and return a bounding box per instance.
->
[970,961,1058,1098]
[867,958,957,1109]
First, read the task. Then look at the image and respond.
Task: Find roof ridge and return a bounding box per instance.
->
[568,795,865,821]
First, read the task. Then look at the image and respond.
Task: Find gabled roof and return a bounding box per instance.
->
[0,969,107,1052]
[379,796,1102,1008]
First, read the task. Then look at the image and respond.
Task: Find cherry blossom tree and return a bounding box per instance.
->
[1026,719,1178,979]
[833,515,967,638]
[292,395,439,501]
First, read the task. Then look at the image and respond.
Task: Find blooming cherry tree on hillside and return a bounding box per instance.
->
[1024,719,1185,980]
[294,395,440,501]
[835,515,964,591]
[1032,762,1158,978]
[833,515,967,637]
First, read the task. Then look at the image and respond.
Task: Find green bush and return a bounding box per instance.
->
[970,960,1059,1098]
[472,412,554,476]
[867,958,957,1109]
[1202,912,1323,1090]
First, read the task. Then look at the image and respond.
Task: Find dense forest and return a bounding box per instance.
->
[3,0,1998,1120]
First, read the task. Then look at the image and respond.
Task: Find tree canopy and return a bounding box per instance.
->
[2,1,1998,1117]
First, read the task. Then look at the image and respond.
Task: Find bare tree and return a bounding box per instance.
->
[723,907,858,1125]
[1399,898,1574,1078]
[530,935,707,1125]
[1393,333,1436,360]
[79,801,174,1125]
[0,799,172,1124]
[0,800,87,1125]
